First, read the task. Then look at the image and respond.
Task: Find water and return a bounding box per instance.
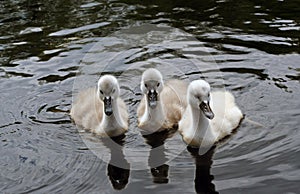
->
[0,0,299,193]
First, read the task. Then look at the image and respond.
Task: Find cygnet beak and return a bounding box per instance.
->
[147,89,158,109]
[104,96,113,116]
[200,101,214,119]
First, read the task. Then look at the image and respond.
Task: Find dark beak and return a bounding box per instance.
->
[147,90,158,109]
[104,96,113,116]
[200,101,214,120]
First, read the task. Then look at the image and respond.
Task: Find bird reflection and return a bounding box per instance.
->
[187,146,219,194]
[102,134,130,190]
[142,129,176,184]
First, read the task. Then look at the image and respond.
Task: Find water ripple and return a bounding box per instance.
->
[0,0,299,193]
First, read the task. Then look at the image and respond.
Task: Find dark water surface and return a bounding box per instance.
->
[0,0,299,193]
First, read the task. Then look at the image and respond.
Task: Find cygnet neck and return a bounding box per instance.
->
[141,95,165,131]
[189,105,210,137]
[101,98,126,133]
[187,104,217,149]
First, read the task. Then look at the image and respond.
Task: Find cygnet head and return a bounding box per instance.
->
[140,68,164,109]
[188,80,214,119]
[97,75,120,116]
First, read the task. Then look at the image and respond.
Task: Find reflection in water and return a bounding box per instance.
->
[187,146,218,194]
[102,135,130,190]
[143,129,177,184]
[150,164,169,184]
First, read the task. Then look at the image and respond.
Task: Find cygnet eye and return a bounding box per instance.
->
[157,83,160,87]
[112,88,115,93]
[145,83,148,88]
[100,90,103,95]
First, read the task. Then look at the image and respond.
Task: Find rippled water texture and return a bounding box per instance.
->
[0,0,299,193]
